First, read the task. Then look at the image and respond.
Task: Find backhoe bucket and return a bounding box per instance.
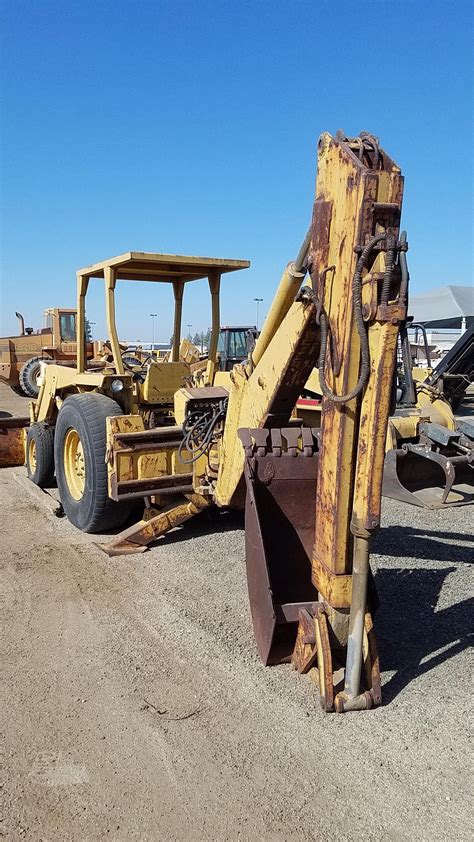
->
[0,415,28,468]
[383,422,474,508]
[239,427,319,666]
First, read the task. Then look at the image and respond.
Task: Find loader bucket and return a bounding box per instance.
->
[0,414,28,468]
[239,427,319,666]
[383,429,474,508]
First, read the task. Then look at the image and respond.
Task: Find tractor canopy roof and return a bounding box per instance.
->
[77,252,250,283]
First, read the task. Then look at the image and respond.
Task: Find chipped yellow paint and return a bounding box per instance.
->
[215,299,316,507]
[352,321,401,532]
[311,133,404,579]
[140,362,190,405]
[34,364,127,423]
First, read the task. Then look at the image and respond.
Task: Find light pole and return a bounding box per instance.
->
[187,323,192,340]
[150,313,157,352]
[254,298,263,331]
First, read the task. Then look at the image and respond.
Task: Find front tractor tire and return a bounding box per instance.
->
[11,383,25,396]
[26,422,55,487]
[54,393,132,533]
[19,356,47,398]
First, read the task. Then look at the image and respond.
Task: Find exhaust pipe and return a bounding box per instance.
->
[15,312,25,335]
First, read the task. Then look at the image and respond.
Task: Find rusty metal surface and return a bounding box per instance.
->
[363,611,382,707]
[240,427,319,665]
[291,604,335,711]
[383,445,474,508]
[215,298,320,509]
[291,608,319,674]
[310,131,405,583]
[0,416,28,467]
[181,387,229,400]
[107,414,193,502]
[100,493,209,556]
[114,425,183,444]
[110,472,194,501]
[0,415,29,429]
[313,605,335,712]
[311,558,352,608]
[333,608,381,713]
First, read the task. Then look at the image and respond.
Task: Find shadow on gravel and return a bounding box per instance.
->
[374,565,473,702]
[374,525,474,564]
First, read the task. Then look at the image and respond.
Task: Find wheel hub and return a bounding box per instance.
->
[28,439,37,472]
[63,428,85,500]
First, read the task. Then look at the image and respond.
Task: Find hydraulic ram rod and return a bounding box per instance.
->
[250,227,311,368]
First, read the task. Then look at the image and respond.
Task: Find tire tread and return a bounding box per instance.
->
[19,357,43,398]
[26,422,55,487]
[54,393,131,533]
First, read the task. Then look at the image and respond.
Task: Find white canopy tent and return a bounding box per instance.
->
[409,285,474,330]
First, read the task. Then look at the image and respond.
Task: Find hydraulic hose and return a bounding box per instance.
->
[317,232,388,404]
[398,231,409,306]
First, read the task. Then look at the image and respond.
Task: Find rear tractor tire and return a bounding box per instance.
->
[19,356,49,398]
[54,393,133,533]
[26,422,55,487]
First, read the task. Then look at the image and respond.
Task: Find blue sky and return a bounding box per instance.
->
[1,0,472,343]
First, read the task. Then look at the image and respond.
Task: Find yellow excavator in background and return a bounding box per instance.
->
[4,130,473,711]
[383,320,474,507]
[0,308,80,397]
[298,321,474,509]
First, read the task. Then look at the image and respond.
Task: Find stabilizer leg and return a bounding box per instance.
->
[98,494,210,556]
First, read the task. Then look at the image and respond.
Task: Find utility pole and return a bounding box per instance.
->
[254,298,263,331]
[150,313,157,352]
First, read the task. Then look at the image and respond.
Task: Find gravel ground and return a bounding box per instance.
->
[1,382,473,840]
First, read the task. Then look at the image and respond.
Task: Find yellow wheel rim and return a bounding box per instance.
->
[28,439,37,472]
[63,428,85,500]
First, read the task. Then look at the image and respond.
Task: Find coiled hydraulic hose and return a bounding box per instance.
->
[178,399,228,465]
[306,231,400,404]
[380,235,397,305]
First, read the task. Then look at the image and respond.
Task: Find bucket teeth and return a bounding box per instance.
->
[270,428,283,455]
[281,427,301,455]
[302,426,315,456]
[238,426,320,458]
[252,428,270,456]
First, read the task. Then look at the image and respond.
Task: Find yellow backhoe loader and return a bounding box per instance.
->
[8,129,471,712]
